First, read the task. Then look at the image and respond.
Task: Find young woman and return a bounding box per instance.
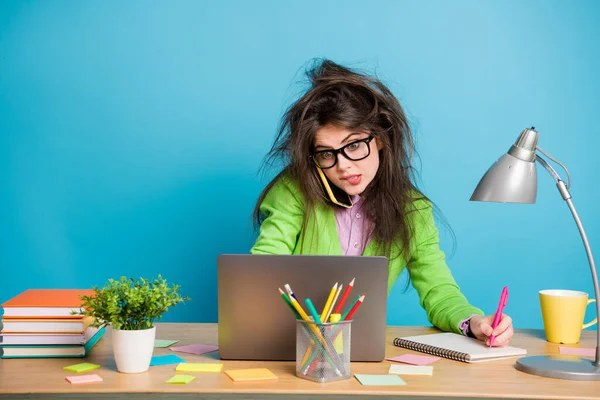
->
[251,59,513,346]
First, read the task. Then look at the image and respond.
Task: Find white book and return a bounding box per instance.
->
[0,316,93,333]
[393,332,527,363]
[0,326,99,345]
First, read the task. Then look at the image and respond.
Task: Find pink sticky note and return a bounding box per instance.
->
[559,347,596,357]
[170,343,219,355]
[65,374,103,384]
[387,354,441,365]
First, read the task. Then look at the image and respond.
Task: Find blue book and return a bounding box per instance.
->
[0,326,105,358]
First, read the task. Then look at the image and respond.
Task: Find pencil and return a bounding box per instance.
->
[324,284,343,323]
[279,288,300,319]
[333,277,354,314]
[341,294,362,320]
[343,294,365,321]
[319,283,338,322]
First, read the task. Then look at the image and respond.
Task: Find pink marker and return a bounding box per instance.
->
[489,286,508,347]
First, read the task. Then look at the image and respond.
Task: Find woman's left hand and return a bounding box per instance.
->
[468,314,513,347]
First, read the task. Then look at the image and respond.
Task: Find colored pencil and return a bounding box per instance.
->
[279,288,300,319]
[341,294,362,320]
[319,283,338,322]
[344,294,365,321]
[333,277,354,314]
[324,284,343,323]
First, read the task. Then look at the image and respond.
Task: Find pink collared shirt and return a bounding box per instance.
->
[334,196,473,335]
[334,195,371,256]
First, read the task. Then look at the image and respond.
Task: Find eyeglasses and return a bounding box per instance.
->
[310,136,375,169]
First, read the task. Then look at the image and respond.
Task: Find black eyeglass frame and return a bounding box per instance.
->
[310,136,375,169]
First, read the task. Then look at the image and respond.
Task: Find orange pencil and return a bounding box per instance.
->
[333,278,354,314]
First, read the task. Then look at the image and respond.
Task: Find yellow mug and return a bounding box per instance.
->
[539,289,598,344]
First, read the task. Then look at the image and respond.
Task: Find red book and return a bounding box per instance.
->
[1,289,94,318]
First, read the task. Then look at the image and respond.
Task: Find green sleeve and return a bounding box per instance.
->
[250,176,305,255]
[408,200,484,333]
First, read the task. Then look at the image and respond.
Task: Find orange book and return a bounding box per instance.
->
[1,289,95,318]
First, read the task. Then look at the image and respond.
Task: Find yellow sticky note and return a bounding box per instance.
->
[224,368,278,382]
[63,363,101,373]
[166,374,196,384]
[175,363,223,372]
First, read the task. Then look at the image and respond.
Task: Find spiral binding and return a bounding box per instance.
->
[393,337,470,363]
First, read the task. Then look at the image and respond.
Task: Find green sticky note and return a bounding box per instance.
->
[63,363,101,373]
[154,339,179,348]
[166,374,196,384]
[354,374,406,386]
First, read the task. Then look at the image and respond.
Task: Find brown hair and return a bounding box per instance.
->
[253,59,429,260]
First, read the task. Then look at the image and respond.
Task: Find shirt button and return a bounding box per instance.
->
[353,242,359,248]
[356,213,361,219]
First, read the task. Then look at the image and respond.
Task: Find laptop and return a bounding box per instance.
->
[217,254,389,362]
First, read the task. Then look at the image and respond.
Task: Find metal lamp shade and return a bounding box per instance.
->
[470,153,537,204]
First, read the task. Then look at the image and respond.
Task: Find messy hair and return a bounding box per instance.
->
[253,59,429,260]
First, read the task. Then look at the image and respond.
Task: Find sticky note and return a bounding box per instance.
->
[63,363,101,373]
[387,354,440,365]
[559,347,596,357]
[150,354,186,366]
[176,363,223,372]
[354,374,406,386]
[389,364,433,375]
[170,344,219,355]
[155,339,179,348]
[65,374,103,384]
[224,368,278,382]
[166,374,196,384]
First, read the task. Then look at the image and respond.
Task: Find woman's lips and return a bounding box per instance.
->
[343,174,362,185]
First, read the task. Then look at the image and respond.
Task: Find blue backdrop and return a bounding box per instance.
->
[1,0,599,329]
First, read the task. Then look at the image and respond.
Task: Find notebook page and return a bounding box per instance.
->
[399,333,527,362]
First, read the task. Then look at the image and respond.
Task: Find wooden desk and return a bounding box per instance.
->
[0,323,598,399]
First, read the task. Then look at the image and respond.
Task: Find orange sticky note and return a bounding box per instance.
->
[224,368,278,382]
[65,374,103,384]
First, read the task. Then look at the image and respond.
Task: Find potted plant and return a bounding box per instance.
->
[75,275,190,373]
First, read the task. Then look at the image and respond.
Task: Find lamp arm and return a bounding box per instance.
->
[537,154,600,366]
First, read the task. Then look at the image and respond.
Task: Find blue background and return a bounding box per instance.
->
[1,1,599,329]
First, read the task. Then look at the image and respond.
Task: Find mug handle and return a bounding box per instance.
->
[582,299,598,329]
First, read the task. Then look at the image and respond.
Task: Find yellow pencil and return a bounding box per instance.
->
[320,282,338,322]
[324,283,343,323]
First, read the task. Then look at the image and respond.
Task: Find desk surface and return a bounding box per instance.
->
[0,323,599,400]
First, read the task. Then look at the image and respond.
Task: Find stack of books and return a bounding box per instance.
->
[0,289,105,359]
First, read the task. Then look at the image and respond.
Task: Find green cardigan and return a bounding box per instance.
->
[250,175,484,334]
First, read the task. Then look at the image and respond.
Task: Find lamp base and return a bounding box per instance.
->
[516,355,600,380]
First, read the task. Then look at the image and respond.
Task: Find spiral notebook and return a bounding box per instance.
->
[393,332,527,363]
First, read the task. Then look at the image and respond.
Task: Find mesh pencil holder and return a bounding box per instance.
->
[295,319,351,383]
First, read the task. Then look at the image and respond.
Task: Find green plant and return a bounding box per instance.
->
[74,275,191,330]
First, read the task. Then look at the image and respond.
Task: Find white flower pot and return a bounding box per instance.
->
[111,326,156,373]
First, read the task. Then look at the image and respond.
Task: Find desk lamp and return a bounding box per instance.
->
[470,127,600,380]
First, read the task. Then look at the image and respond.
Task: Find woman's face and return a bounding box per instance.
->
[312,124,381,196]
